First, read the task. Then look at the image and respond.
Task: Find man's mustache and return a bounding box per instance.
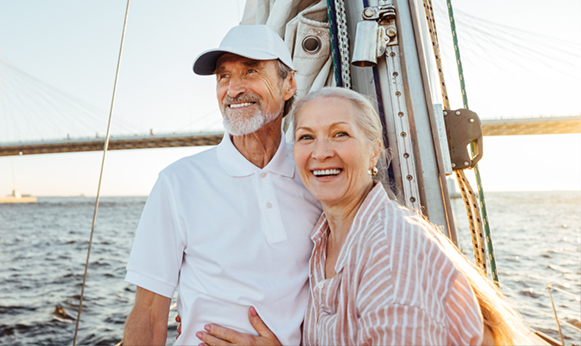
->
[222,93,261,107]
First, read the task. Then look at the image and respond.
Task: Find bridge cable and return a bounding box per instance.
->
[72,0,131,344]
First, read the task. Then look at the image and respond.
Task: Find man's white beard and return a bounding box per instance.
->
[222,102,282,136]
[223,110,279,136]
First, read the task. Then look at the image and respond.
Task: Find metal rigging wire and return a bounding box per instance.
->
[0,57,137,143]
[72,0,131,344]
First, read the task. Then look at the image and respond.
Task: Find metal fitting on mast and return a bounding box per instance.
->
[443,109,483,170]
[352,1,398,67]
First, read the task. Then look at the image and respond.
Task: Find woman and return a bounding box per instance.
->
[194,87,534,345]
[291,87,481,345]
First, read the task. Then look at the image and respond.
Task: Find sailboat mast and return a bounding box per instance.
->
[344,0,457,239]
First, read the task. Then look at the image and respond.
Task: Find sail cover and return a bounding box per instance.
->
[241,0,336,133]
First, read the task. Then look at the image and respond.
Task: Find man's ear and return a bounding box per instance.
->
[283,71,297,101]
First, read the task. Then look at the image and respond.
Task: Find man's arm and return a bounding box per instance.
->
[124,286,172,345]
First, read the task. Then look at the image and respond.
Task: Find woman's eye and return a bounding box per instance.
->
[335,131,349,138]
[298,134,313,141]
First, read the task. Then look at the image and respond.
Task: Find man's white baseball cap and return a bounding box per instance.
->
[193,25,294,76]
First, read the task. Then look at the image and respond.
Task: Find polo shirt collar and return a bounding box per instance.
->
[217,131,295,178]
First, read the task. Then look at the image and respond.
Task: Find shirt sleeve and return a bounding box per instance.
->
[444,272,484,346]
[125,173,185,298]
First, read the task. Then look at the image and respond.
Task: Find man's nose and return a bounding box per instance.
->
[226,76,246,98]
[311,139,335,161]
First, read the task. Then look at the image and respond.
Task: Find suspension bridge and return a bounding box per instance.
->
[0,3,579,158]
[0,115,579,157]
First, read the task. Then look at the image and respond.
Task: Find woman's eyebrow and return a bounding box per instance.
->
[297,122,350,128]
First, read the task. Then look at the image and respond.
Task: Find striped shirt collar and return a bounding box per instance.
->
[310,182,389,273]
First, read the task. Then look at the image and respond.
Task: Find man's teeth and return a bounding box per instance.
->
[229,102,253,109]
[313,169,341,176]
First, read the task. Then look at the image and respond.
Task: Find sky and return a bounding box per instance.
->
[0,0,579,197]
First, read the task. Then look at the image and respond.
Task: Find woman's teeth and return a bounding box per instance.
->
[313,169,341,176]
[229,102,253,108]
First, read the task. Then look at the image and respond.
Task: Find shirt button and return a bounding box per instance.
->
[261,172,267,178]
[266,202,272,208]
[317,282,324,289]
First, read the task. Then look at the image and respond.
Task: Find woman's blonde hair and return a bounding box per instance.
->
[427,226,536,345]
[292,87,536,345]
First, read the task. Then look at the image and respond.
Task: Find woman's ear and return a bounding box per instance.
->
[370,139,382,168]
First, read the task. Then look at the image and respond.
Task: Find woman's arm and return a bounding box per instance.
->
[195,307,282,346]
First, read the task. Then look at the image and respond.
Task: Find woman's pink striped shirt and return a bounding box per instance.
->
[303,183,483,345]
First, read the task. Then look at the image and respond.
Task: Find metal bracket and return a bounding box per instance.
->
[362,3,395,21]
[352,3,398,67]
[363,3,398,47]
[444,109,483,170]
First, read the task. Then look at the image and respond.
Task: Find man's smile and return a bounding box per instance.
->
[229,102,255,109]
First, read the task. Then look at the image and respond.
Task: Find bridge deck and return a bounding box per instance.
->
[0,116,579,157]
[481,116,580,136]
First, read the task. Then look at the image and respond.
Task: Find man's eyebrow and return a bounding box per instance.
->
[241,60,263,68]
[214,60,264,75]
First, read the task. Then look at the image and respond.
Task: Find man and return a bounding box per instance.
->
[123,25,321,345]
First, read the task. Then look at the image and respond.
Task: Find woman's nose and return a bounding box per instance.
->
[311,139,334,161]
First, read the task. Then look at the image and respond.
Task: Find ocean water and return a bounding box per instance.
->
[0,191,579,345]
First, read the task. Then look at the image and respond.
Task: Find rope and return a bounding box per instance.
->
[422,0,499,284]
[72,1,131,344]
[333,0,351,88]
[325,0,351,88]
[325,0,343,87]
[445,0,498,285]
[423,0,485,270]
[456,170,487,272]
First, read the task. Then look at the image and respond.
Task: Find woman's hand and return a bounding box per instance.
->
[195,307,281,346]
[176,314,182,339]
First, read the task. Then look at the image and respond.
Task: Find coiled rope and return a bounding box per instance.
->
[72,1,131,344]
[422,0,499,285]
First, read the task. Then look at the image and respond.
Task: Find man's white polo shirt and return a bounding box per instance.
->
[125,132,322,345]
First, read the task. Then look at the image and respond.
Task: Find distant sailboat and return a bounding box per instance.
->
[0,187,37,203]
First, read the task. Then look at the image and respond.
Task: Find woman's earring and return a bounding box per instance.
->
[368,167,378,176]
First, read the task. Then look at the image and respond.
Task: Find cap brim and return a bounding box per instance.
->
[193,48,282,75]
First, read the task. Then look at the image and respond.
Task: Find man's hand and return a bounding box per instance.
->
[123,287,172,345]
[196,307,281,346]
